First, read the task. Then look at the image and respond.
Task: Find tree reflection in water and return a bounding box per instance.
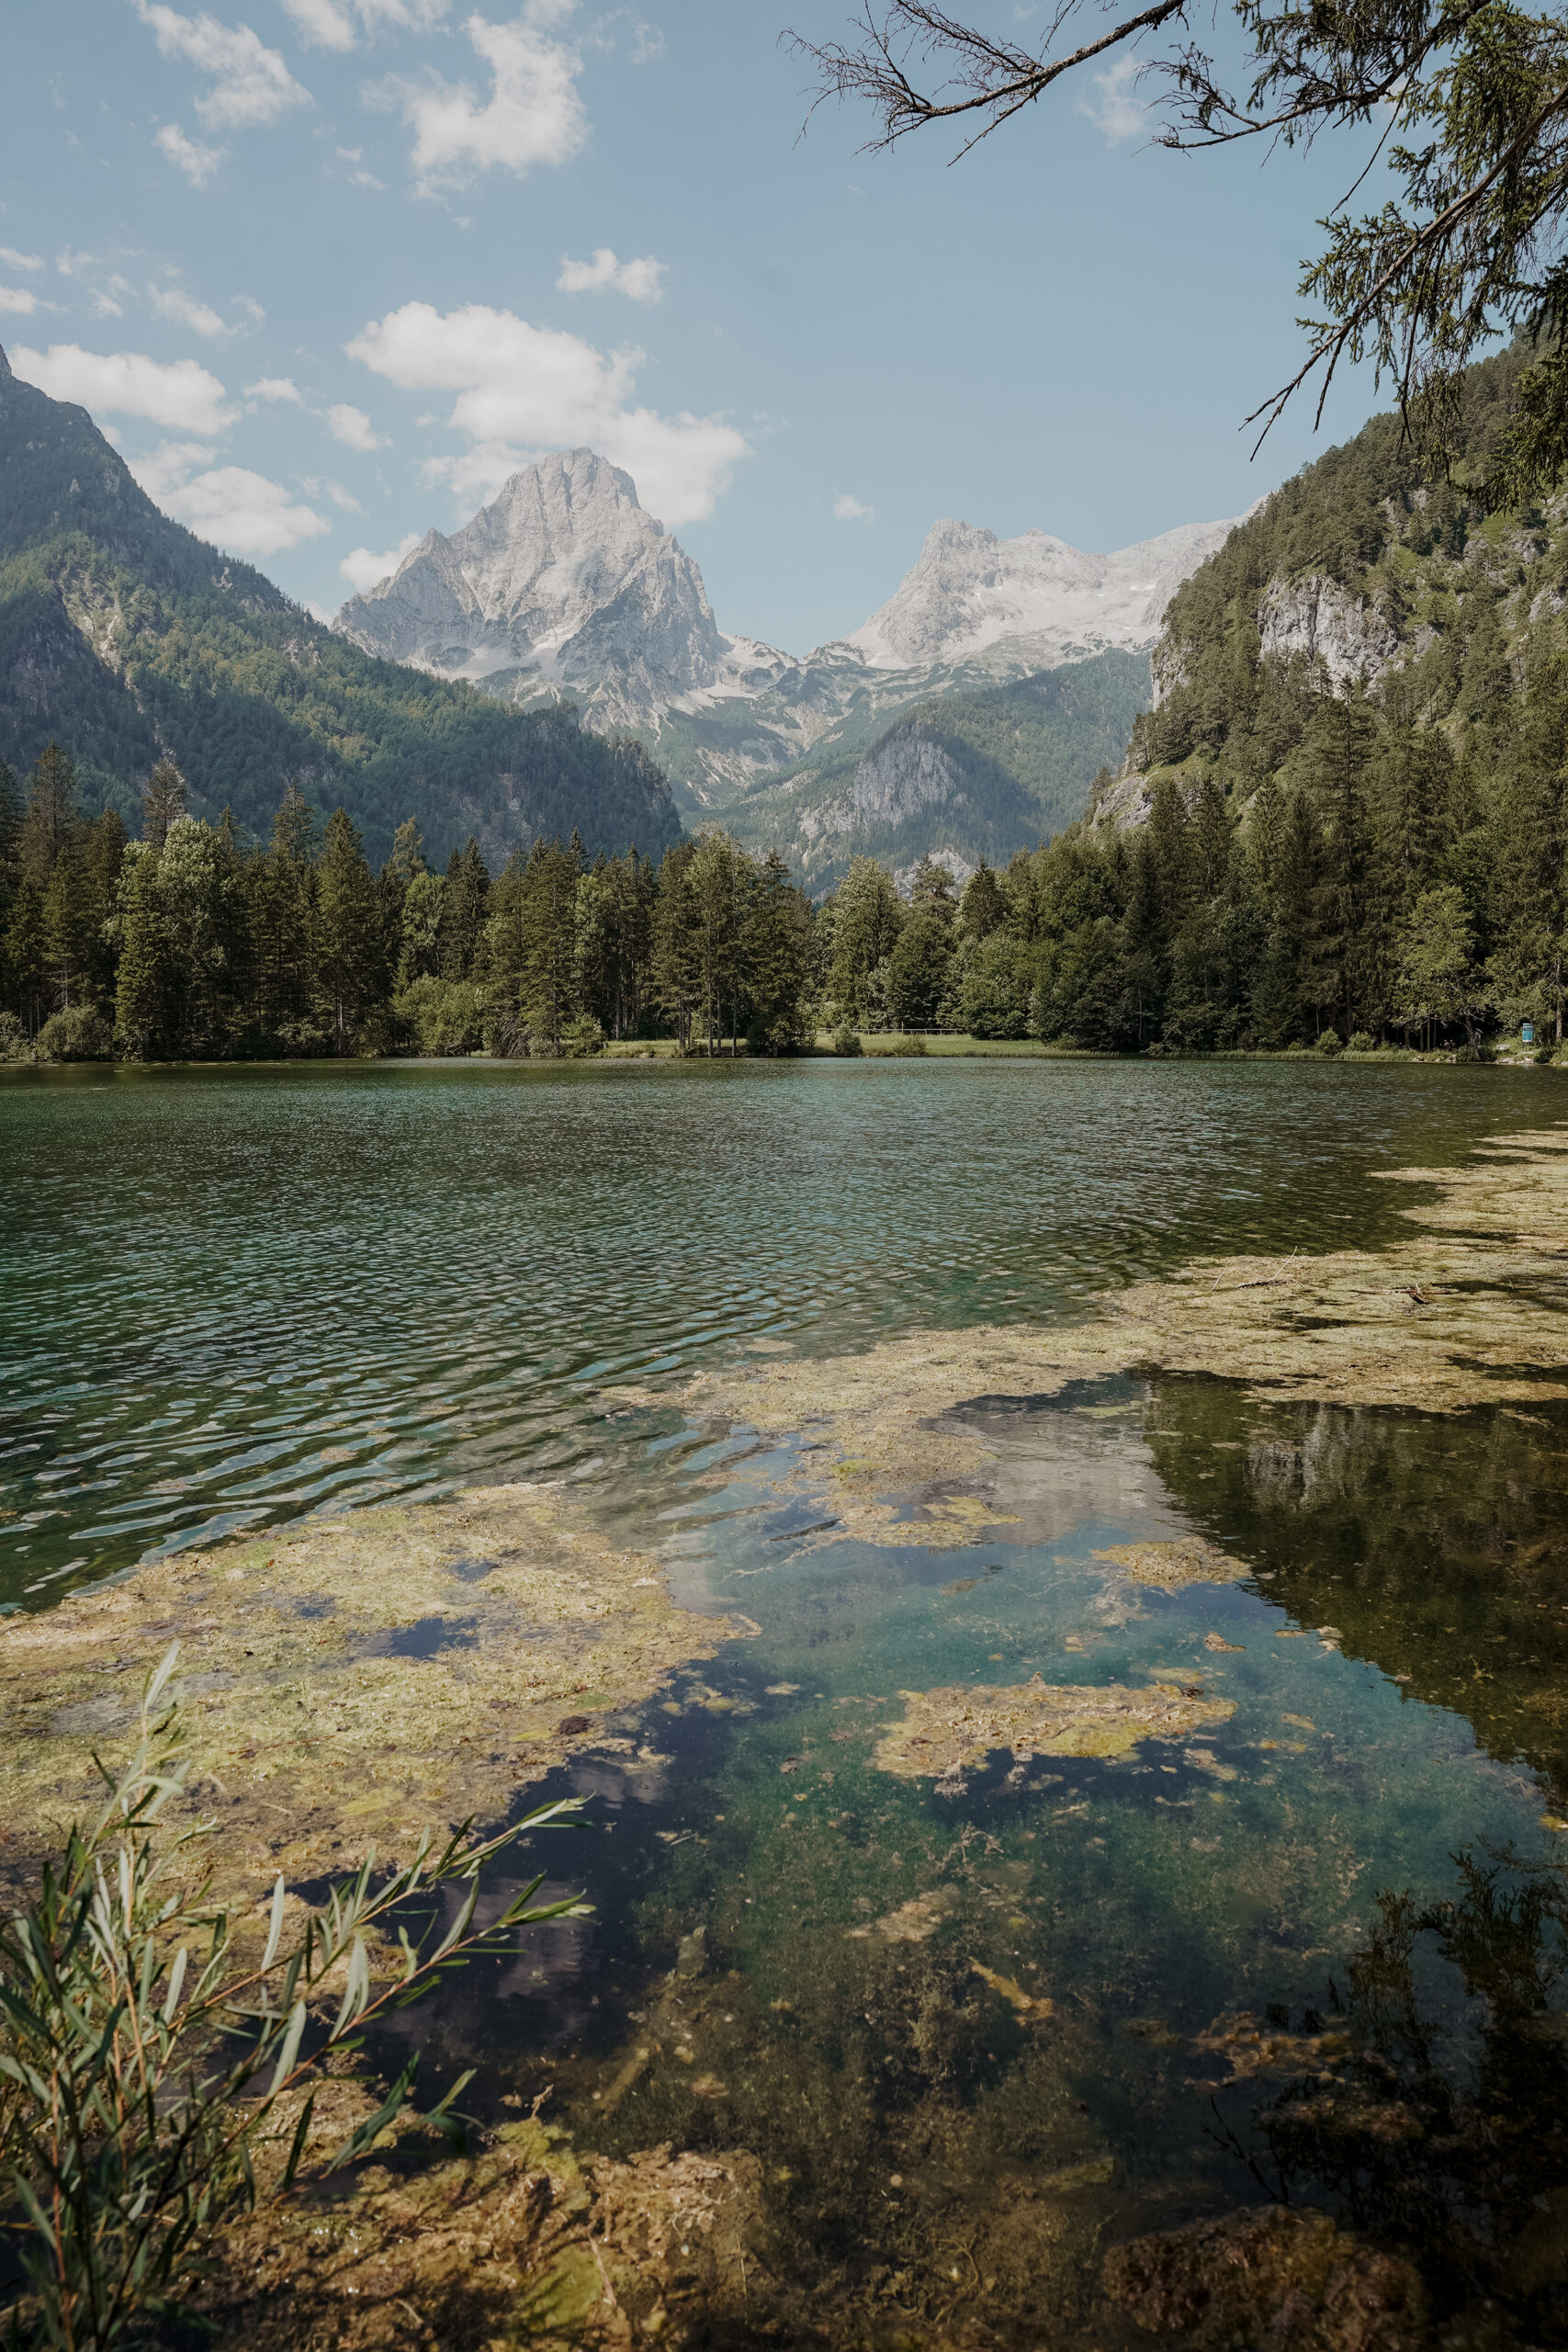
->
[1247,1849,1568,2339]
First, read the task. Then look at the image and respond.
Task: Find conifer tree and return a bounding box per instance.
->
[518,835,582,1055]
[686,832,749,1054]
[114,846,174,1059]
[3,878,47,1033]
[650,840,701,1053]
[141,761,187,854]
[957,862,1008,944]
[827,856,905,1029]
[42,845,98,1012]
[19,741,80,889]
[440,839,491,982]
[252,783,320,1048]
[744,848,812,1052]
[316,808,384,1053]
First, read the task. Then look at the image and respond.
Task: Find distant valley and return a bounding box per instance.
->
[335,452,1242,887]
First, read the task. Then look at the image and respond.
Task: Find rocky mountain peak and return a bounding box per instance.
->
[839,511,1246,673]
[333,447,727,724]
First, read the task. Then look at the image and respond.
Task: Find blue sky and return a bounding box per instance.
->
[4,0,1396,653]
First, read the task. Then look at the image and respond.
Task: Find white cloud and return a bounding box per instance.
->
[130,440,330,553]
[231,293,265,323]
[326,401,383,450]
[345,299,749,525]
[334,142,386,187]
[833,492,874,522]
[583,7,662,63]
[282,0,448,46]
[1075,53,1145,144]
[154,121,224,182]
[338,530,423,593]
[134,5,312,130]
[557,246,666,303]
[374,3,587,193]
[245,374,301,401]
[325,480,364,510]
[0,288,39,316]
[149,281,229,337]
[9,344,233,435]
[0,245,44,273]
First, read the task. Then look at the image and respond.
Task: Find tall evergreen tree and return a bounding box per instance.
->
[114,846,175,1059]
[518,835,581,1055]
[141,761,187,854]
[3,879,48,1034]
[19,742,80,890]
[744,849,812,1053]
[440,839,491,982]
[316,808,384,1053]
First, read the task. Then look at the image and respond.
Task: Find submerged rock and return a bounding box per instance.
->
[870,1676,1234,1779]
[197,2089,773,2352]
[1102,2204,1430,2350]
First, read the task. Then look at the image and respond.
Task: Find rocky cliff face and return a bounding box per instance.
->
[1256,572,1401,685]
[333,449,737,729]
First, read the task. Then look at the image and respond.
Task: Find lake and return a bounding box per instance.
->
[5,1057,1568,2341]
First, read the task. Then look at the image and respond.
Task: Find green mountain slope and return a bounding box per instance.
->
[991,340,1568,1052]
[682,648,1150,889]
[0,347,681,866]
[1106,345,1546,802]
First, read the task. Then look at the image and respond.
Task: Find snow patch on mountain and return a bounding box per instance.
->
[836,514,1247,673]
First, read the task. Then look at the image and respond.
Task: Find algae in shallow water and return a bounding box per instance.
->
[871,1677,1235,1780]
[0,1480,750,1895]
[604,1125,1568,1547]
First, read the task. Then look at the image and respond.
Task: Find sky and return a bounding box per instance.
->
[3,0,1401,655]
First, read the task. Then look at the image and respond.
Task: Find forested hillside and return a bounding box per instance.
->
[990,345,1568,1052]
[678,648,1149,890]
[0,347,680,871]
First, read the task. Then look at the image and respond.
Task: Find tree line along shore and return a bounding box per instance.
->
[0,738,1561,1065]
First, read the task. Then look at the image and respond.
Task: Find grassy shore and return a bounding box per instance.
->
[604,1034,1566,1065]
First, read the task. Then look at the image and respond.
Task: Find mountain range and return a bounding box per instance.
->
[335,452,1243,887]
[0,348,680,870]
[0,334,1241,887]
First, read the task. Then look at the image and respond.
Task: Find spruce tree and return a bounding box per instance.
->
[440,839,491,981]
[316,808,384,1053]
[826,856,905,1029]
[650,840,701,1053]
[251,783,321,1050]
[19,741,80,890]
[744,849,812,1052]
[957,862,1009,944]
[42,845,98,1012]
[518,836,581,1055]
[114,847,174,1059]
[141,761,187,854]
[3,879,47,1033]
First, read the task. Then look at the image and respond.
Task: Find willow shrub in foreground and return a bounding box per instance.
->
[0,1644,586,2352]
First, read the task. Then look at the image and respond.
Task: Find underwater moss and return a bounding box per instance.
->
[194,2082,773,2352]
[1102,2205,1429,2350]
[870,1676,1235,1780]
[605,1125,1568,1544]
[0,1480,751,1898]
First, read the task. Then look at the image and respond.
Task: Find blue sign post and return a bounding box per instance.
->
[1523,1023,1535,1046]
